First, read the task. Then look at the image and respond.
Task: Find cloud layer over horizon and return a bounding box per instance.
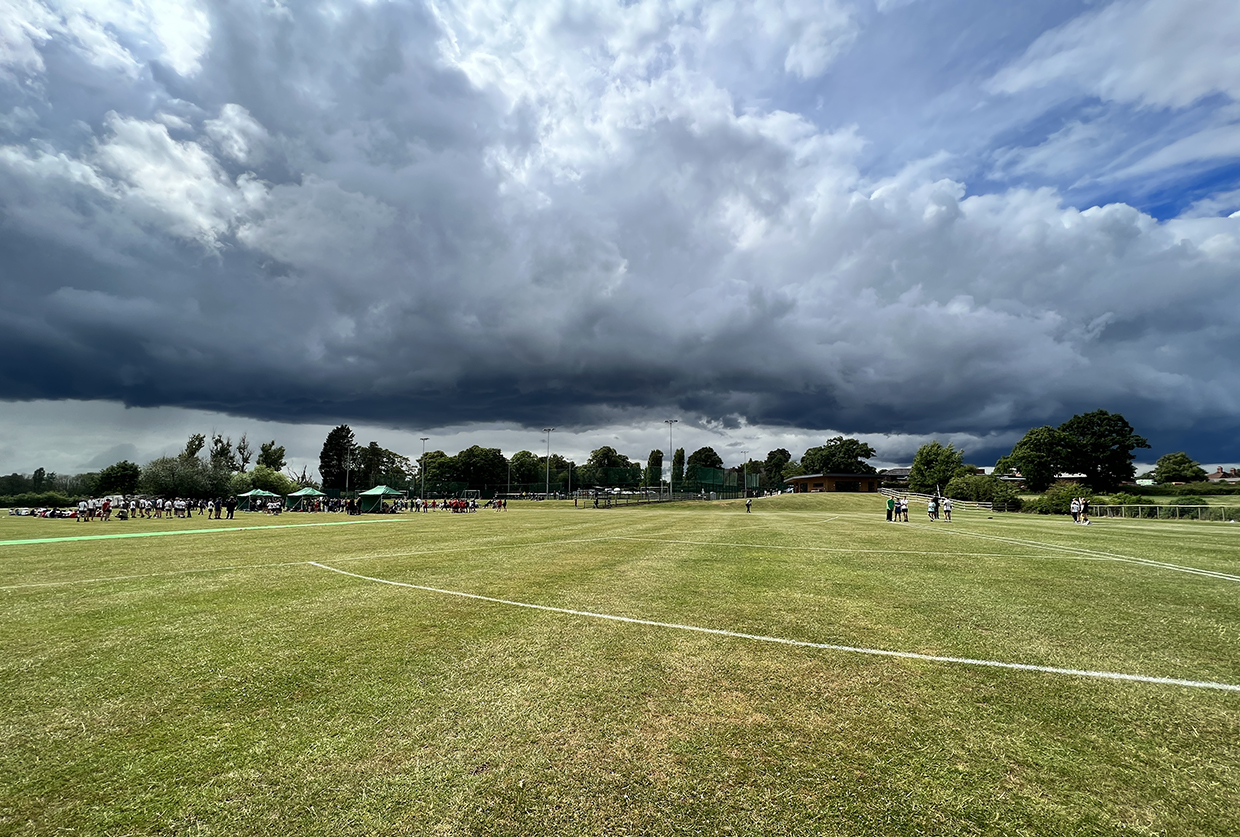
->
[2,0,1239,466]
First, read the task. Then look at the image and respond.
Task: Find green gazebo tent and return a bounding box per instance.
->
[237,488,279,511]
[358,484,404,513]
[286,486,326,511]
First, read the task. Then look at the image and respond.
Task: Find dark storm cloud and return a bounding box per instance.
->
[2,0,1240,463]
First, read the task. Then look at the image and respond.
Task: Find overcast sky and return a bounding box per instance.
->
[2,0,1239,476]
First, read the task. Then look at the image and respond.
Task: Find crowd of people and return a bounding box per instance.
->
[69,496,240,521]
[8,494,517,520]
[884,495,952,522]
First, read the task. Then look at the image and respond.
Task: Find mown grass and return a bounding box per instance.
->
[2,496,1238,836]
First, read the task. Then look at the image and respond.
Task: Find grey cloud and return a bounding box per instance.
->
[1,0,1238,466]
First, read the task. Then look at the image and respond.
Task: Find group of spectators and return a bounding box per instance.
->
[75,497,239,521]
[884,495,953,522]
[411,497,506,512]
[14,494,515,520]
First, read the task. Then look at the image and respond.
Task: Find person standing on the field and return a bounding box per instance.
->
[1070,497,1080,523]
[745,496,752,513]
[885,495,894,521]
[927,496,936,521]
[943,497,953,521]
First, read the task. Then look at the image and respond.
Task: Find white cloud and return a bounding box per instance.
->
[92,112,266,245]
[203,104,270,164]
[989,0,1240,109]
[0,0,211,82]
[1114,121,1240,177]
[1181,188,1240,218]
[0,0,58,82]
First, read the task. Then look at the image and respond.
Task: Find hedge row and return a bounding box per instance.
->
[0,492,85,508]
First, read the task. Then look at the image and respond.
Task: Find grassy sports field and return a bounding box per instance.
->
[2,495,1238,836]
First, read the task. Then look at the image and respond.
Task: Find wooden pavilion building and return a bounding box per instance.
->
[785,473,880,493]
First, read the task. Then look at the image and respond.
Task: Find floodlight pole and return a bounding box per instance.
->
[665,419,678,500]
[420,437,429,500]
[741,449,748,498]
[543,428,555,499]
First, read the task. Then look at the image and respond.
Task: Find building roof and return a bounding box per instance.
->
[786,472,879,480]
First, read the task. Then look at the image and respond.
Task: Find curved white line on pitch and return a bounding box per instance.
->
[905,524,1240,583]
[308,562,1240,694]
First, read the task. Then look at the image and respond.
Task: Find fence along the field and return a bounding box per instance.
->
[880,488,993,511]
[1090,504,1238,522]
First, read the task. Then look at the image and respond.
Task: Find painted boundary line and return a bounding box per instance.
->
[0,516,417,546]
[0,537,619,590]
[905,524,1240,583]
[308,562,1240,693]
[0,533,1152,590]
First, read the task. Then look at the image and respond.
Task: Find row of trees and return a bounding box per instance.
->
[4,408,1213,505]
[312,425,884,496]
[2,432,306,504]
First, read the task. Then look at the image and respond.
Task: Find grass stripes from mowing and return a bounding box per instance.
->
[309,562,1240,694]
[903,523,1240,583]
[0,516,415,546]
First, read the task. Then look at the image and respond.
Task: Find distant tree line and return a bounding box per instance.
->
[0,431,311,506]
[3,410,1226,508]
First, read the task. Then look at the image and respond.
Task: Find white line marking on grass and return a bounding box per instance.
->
[0,537,622,590]
[308,562,1240,693]
[907,525,1240,583]
[0,516,419,547]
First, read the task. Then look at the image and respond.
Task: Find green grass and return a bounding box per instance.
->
[2,496,1238,836]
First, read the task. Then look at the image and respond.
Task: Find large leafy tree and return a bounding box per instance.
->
[257,440,286,471]
[319,425,360,490]
[419,450,455,487]
[210,434,239,472]
[453,446,509,489]
[908,441,969,493]
[579,446,638,487]
[236,434,253,471]
[763,449,792,490]
[1151,451,1206,484]
[587,446,630,469]
[96,460,141,495]
[994,426,1069,493]
[508,450,542,485]
[141,455,211,498]
[1057,410,1149,492]
[645,449,664,486]
[247,465,297,496]
[672,448,685,486]
[800,437,877,475]
[685,447,724,470]
[684,447,724,487]
[182,433,206,461]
